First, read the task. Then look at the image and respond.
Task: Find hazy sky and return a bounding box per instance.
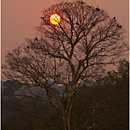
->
[2,0,129,65]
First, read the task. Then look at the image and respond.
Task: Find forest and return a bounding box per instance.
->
[2,59,129,130]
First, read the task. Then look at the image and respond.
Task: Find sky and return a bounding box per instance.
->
[1,0,129,65]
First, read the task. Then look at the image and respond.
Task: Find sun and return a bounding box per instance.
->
[49,13,61,25]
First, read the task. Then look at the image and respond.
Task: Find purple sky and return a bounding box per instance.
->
[2,0,129,65]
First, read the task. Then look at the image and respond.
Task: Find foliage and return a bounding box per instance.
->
[2,80,23,97]
[71,59,129,129]
[2,116,10,130]
[2,59,129,129]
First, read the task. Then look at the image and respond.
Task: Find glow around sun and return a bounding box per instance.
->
[49,13,61,25]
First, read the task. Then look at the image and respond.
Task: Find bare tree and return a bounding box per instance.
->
[3,1,128,130]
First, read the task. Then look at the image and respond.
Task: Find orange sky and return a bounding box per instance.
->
[1,0,129,65]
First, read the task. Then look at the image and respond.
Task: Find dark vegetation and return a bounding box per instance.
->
[2,59,129,130]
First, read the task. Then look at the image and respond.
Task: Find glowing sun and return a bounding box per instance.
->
[49,13,61,25]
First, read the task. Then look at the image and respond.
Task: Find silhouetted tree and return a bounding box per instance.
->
[71,59,128,130]
[3,1,128,130]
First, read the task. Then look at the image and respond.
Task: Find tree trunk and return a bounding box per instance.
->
[62,81,77,130]
[62,97,73,130]
[66,105,72,130]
